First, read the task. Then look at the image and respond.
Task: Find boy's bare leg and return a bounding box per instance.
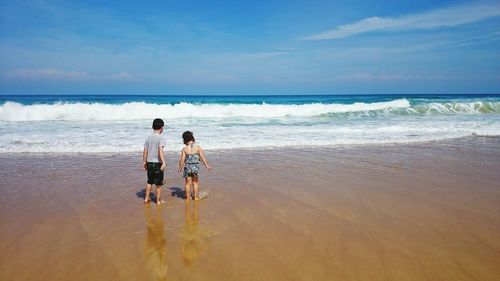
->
[144,184,152,203]
[192,176,199,200]
[155,185,164,204]
[185,177,192,201]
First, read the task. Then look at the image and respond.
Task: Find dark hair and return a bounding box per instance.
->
[182,131,195,145]
[152,118,164,130]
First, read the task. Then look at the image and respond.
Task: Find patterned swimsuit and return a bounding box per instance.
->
[183,143,200,178]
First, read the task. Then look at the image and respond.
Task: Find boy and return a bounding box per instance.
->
[143,118,167,205]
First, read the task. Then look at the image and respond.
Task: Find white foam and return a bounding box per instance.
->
[0,99,411,121]
[0,98,499,153]
[0,116,498,153]
[1,99,498,122]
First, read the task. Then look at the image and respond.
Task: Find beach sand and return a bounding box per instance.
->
[1,136,500,281]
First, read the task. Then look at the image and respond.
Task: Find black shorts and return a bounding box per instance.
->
[146,162,164,186]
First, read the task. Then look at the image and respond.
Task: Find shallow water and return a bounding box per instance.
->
[1,137,500,281]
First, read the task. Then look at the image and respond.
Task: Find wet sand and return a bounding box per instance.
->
[1,136,500,281]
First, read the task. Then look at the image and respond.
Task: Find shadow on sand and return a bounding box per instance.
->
[136,189,155,201]
[169,186,186,199]
[136,187,187,201]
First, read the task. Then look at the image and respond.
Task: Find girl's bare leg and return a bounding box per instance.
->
[192,175,199,200]
[185,177,192,201]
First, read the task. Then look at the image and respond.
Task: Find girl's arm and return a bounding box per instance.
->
[199,147,212,171]
[178,149,186,173]
[159,145,166,171]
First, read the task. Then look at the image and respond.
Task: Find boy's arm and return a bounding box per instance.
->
[159,145,166,171]
[178,149,186,173]
[199,147,212,171]
[142,147,148,170]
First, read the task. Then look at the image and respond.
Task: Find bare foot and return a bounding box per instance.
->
[144,198,151,203]
[195,192,208,200]
[156,200,166,205]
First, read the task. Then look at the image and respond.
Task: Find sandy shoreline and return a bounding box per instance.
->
[1,136,500,281]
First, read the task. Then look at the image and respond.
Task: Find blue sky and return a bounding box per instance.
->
[1,0,499,94]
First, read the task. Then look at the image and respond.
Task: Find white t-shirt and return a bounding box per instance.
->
[144,133,166,163]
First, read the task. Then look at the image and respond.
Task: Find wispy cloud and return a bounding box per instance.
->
[109,72,135,81]
[5,68,90,80]
[330,72,500,82]
[302,2,500,40]
[237,51,291,59]
[334,72,423,81]
[3,68,136,82]
[326,31,500,56]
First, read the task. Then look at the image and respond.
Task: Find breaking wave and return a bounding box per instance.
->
[1,99,498,122]
[1,99,410,121]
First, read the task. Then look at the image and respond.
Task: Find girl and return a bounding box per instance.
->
[178,131,211,200]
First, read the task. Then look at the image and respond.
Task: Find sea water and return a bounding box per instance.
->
[0,94,499,153]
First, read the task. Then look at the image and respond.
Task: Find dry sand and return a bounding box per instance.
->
[1,136,500,281]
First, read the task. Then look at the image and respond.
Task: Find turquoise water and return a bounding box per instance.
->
[0,94,499,153]
[2,94,500,105]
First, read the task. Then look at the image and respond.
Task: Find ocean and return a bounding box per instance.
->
[0,94,499,153]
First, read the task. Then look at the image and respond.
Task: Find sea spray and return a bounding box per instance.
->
[0,94,499,153]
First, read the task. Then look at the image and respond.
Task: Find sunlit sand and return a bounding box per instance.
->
[1,137,499,280]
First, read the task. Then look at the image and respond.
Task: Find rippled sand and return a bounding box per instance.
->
[1,137,500,281]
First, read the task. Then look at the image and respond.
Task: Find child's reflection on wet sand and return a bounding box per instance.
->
[144,204,168,281]
[182,200,206,266]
